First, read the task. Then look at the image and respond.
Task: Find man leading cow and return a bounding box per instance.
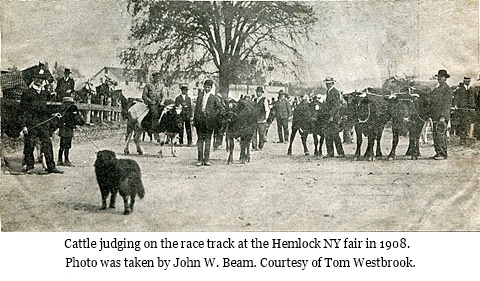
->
[20,69,63,174]
[430,69,453,160]
[323,77,345,158]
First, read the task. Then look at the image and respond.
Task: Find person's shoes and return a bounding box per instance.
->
[187,143,192,147]
[57,161,65,166]
[203,162,212,166]
[64,160,74,167]
[434,155,447,160]
[47,168,64,174]
[284,141,289,144]
[430,154,440,159]
[178,144,184,147]
[336,154,345,158]
[196,162,203,166]
[277,141,284,143]
[323,154,334,158]
[25,168,35,175]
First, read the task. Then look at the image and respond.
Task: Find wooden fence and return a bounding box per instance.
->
[49,96,123,123]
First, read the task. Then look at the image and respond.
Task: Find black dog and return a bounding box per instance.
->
[94,150,145,215]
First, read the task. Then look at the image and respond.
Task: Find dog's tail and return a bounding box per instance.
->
[135,177,145,199]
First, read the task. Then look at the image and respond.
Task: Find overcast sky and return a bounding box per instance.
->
[1,0,479,91]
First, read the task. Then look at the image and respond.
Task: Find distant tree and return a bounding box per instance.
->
[120,1,317,99]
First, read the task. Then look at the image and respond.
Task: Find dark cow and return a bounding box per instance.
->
[1,98,85,139]
[224,97,257,164]
[124,99,183,157]
[384,78,433,160]
[344,88,390,161]
[287,96,325,156]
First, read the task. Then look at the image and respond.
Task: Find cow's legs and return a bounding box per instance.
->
[374,128,384,157]
[388,131,400,161]
[228,137,235,164]
[109,189,118,208]
[133,130,144,155]
[365,135,376,161]
[124,130,133,155]
[354,127,363,160]
[313,134,319,157]
[170,135,177,157]
[301,132,310,156]
[287,127,298,155]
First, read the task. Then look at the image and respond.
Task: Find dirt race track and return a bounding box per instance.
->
[1,124,479,232]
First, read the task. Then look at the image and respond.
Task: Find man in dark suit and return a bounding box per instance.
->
[193,79,225,166]
[56,68,75,101]
[20,69,63,174]
[175,84,193,146]
[323,77,345,158]
[430,69,453,160]
[453,76,476,144]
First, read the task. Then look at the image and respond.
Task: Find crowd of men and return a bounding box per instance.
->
[16,65,480,173]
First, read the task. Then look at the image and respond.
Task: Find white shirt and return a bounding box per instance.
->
[201,91,211,112]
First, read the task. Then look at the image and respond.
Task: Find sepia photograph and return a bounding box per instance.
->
[1,0,479,233]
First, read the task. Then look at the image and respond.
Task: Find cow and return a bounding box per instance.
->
[224,97,257,164]
[1,98,85,139]
[384,78,433,160]
[344,88,390,161]
[286,94,328,157]
[124,99,184,157]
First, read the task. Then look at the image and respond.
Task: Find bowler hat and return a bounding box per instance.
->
[437,69,450,78]
[323,77,336,83]
[278,90,285,96]
[256,86,264,93]
[464,76,471,81]
[203,79,213,86]
[179,84,189,90]
[64,68,71,74]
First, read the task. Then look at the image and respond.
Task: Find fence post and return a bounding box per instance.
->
[86,96,91,124]
[107,97,112,121]
[99,95,104,123]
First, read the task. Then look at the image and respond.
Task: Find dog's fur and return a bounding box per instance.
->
[94,150,145,215]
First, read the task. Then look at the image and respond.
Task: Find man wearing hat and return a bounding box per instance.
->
[175,84,193,146]
[193,79,225,166]
[274,90,292,143]
[252,86,270,150]
[323,77,345,158]
[56,68,75,101]
[20,70,63,174]
[453,76,476,144]
[430,69,454,160]
[143,72,165,134]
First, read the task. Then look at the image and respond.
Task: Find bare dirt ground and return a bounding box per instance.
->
[1,122,479,232]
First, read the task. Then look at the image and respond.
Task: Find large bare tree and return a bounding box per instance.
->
[120,1,317,98]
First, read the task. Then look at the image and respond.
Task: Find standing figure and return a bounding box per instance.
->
[56,68,75,101]
[193,79,225,166]
[430,69,454,160]
[142,72,165,137]
[175,84,193,146]
[252,86,270,150]
[274,90,292,143]
[20,69,63,174]
[453,76,476,144]
[58,97,81,166]
[323,77,345,158]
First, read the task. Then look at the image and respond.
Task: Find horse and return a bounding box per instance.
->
[224,97,257,164]
[124,99,183,157]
